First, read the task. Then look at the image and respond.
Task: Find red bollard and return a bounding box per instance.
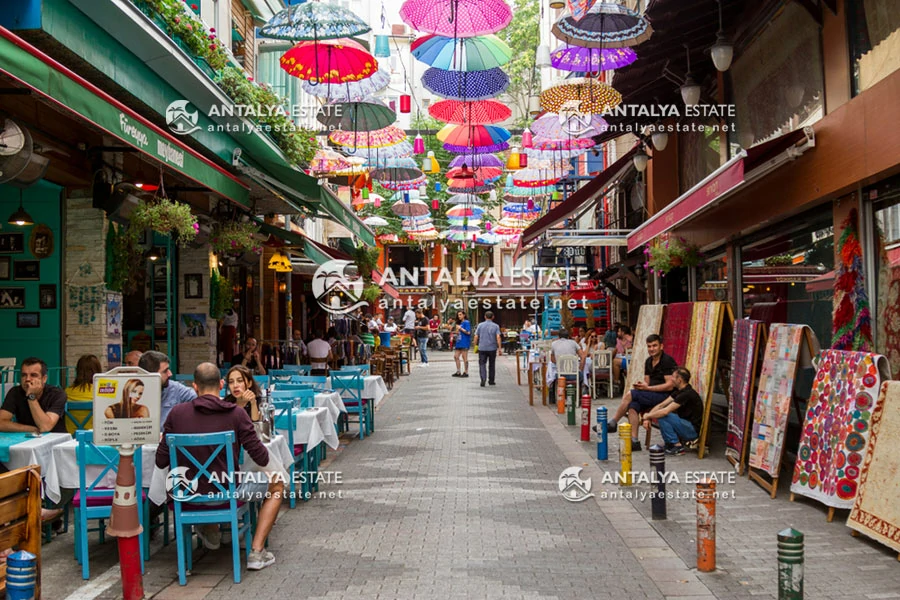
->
[557,377,566,414]
[696,479,716,572]
[106,445,144,600]
[580,394,591,441]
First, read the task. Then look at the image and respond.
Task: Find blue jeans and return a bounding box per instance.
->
[656,413,698,446]
[417,337,429,363]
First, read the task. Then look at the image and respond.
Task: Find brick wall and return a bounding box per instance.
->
[176,246,217,373]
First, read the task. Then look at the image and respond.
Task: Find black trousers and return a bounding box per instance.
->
[478,350,497,383]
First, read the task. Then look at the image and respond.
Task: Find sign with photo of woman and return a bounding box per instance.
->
[92,367,161,445]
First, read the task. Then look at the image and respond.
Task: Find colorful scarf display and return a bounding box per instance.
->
[662,302,693,367]
[626,304,664,390]
[683,302,725,404]
[725,319,763,462]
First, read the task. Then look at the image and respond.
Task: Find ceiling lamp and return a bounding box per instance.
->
[549,0,565,8]
[536,45,551,68]
[680,45,701,107]
[651,131,668,152]
[268,250,292,272]
[8,191,33,226]
[710,0,733,72]
[147,247,161,262]
[633,145,649,173]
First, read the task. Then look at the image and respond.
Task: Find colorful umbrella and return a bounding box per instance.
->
[551,45,638,72]
[300,68,391,102]
[400,0,512,37]
[280,39,377,84]
[448,154,502,169]
[428,99,511,125]
[363,216,390,227]
[446,205,484,218]
[503,193,548,203]
[353,142,414,163]
[475,232,500,245]
[365,156,418,169]
[421,68,509,101]
[260,3,371,41]
[372,166,425,182]
[448,183,494,193]
[309,148,353,174]
[444,141,510,153]
[531,112,608,139]
[442,228,482,241]
[330,125,408,148]
[377,233,400,242]
[436,124,510,147]
[411,34,512,71]
[391,199,430,217]
[539,78,622,114]
[532,137,596,151]
[317,99,396,132]
[447,193,484,205]
[446,166,503,180]
[524,146,592,160]
[382,177,427,191]
[551,3,653,48]
[505,184,557,196]
[353,192,386,207]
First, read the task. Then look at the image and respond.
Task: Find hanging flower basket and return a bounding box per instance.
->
[125,197,198,246]
[210,222,262,256]
[645,236,700,275]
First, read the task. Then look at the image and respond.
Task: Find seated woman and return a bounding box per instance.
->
[613,325,634,384]
[64,354,103,433]
[224,365,262,422]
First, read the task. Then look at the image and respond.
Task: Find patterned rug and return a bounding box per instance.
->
[662,302,693,367]
[749,324,819,477]
[848,381,900,553]
[725,319,763,462]
[626,305,664,390]
[790,350,890,508]
[684,302,725,403]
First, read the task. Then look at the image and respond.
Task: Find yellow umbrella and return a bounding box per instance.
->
[539,78,622,115]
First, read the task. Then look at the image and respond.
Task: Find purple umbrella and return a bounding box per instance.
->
[551,45,637,72]
[449,154,503,168]
[444,141,510,153]
[421,67,509,100]
[531,112,608,139]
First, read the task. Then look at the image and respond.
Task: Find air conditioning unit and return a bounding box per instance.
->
[0,119,50,186]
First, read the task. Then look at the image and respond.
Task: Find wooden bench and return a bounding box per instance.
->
[0,464,42,598]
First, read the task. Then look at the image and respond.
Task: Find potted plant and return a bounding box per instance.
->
[210,221,262,256]
[646,236,700,275]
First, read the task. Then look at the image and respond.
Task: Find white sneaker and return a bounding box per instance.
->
[195,526,221,550]
[247,549,275,571]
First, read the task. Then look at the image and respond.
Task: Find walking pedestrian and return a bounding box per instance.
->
[451,311,471,377]
[473,311,502,387]
[415,309,430,367]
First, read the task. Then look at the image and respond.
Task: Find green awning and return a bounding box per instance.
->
[255,220,345,267]
[249,157,376,247]
[0,30,250,206]
[337,237,357,256]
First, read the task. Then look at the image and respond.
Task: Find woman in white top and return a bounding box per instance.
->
[383,317,398,333]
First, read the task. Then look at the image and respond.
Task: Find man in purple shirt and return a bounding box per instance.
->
[156,362,283,571]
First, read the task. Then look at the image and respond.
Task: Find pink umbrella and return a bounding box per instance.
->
[532,137,596,151]
[400,0,512,37]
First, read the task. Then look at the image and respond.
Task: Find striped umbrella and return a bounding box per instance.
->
[411,34,512,71]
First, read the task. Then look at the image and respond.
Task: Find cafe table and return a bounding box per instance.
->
[314,391,346,421]
[326,375,389,406]
[278,406,339,451]
[0,432,71,493]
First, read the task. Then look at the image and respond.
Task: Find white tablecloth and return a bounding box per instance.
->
[315,391,346,421]
[277,406,339,451]
[1,432,71,493]
[46,441,157,504]
[326,375,388,406]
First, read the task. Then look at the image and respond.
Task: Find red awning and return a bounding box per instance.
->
[626,128,813,252]
[372,270,401,300]
[520,146,638,248]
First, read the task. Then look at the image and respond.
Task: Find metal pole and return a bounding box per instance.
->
[580,393,591,441]
[596,406,608,460]
[649,444,666,520]
[619,423,632,486]
[566,380,576,426]
[106,444,144,600]
[696,479,716,572]
[284,216,294,364]
[777,528,804,600]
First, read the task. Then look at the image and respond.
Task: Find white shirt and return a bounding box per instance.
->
[367,319,379,331]
[384,322,398,333]
[403,309,417,330]
[307,339,331,369]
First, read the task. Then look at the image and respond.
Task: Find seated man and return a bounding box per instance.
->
[307,332,333,376]
[603,334,676,452]
[549,329,585,390]
[139,351,195,431]
[155,362,283,571]
[641,367,702,455]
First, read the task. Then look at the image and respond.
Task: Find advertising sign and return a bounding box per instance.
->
[92,367,161,445]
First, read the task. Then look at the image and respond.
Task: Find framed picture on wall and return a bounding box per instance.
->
[16,312,40,328]
[39,284,56,309]
[0,288,25,309]
[13,260,40,281]
[184,274,203,299]
[0,257,9,281]
[29,225,54,259]
[0,233,25,254]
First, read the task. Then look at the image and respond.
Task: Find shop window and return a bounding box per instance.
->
[386,245,423,275]
[848,0,900,95]
[739,211,834,345]
[730,2,824,146]
[678,121,722,194]
[697,252,727,302]
[870,175,900,374]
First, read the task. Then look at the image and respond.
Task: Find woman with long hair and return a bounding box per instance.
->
[225,365,262,422]
[64,354,103,432]
[104,378,150,419]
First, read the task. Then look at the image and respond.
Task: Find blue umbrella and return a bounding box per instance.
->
[260,3,370,41]
[411,35,512,71]
[364,155,417,169]
[421,67,509,100]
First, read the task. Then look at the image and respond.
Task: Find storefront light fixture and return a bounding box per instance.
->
[536,45,551,69]
[267,250,292,272]
[680,45,701,106]
[710,0,733,72]
[8,191,34,226]
[147,247,161,262]
[633,145,649,173]
[651,131,668,152]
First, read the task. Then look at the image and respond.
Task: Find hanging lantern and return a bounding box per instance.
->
[413,134,425,154]
[374,196,382,207]
[432,199,439,210]
[403,191,410,203]
[435,182,442,192]
[400,94,412,113]
[362,187,370,199]
[461,242,467,250]
[521,128,533,148]
[505,173,513,188]
[443,246,448,255]
[486,221,492,232]
[427,151,440,174]
[422,156,433,172]
[419,184,428,196]
[506,147,521,170]
[489,189,497,201]
[472,234,477,242]
[519,152,528,168]
[552,190,561,201]
[527,198,535,210]
[374,34,391,58]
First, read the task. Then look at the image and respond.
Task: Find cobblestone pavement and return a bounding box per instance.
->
[48,353,900,599]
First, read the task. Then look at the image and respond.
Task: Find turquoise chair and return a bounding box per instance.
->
[282,365,311,375]
[73,431,145,579]
[167,431,252,585]
[65,401,93,431]
[268,369,296,381]
[338,365,370,376]
[272,401,312,508]
[331,372,369,440]
[253,375,270,389]
[292,375,327,391]
[272,383,316,392]
[269,389,316,409]
[174,374,193,383]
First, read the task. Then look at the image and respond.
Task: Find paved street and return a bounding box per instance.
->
[49,352,900,599]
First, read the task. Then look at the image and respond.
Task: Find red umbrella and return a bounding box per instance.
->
[428,99,512,125]
[446,166,503,179]
[436,124,510,148]
[280,39,378,84]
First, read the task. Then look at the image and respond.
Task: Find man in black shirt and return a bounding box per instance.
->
[603,334,676,451]
[642,367,702,455]
[0,357,68,434]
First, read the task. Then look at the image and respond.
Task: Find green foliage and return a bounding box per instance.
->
[209,269,234,319]
[503,0,540,127]
[210,221,262,255]
[646,237,701,275]
[106,223,145,294]
[764,254,794,267]
[142,0,230,70]
[362,284,383,303]
[352,246,381,284]
[124,198,198,246]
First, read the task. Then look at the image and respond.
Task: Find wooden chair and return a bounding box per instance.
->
[0,465,43,599]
